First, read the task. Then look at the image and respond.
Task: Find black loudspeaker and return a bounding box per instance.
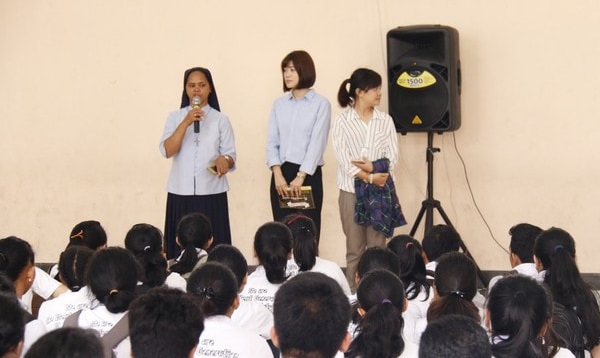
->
[387,25,461,133]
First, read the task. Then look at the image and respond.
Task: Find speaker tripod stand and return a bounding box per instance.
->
[410,131,488,287]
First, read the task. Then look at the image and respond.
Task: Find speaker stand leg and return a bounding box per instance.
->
[409,132,489,287]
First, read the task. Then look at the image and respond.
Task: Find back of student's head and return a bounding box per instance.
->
[534,227,578,303]
[273,272,351,358]
[356,246,399,281]
[58,246,94,292]
[0,236,35,297]
[419,314,491,358]
[282,213,318,272]
[124,223,168,289]
[170,212,212,275]
[421,224,461,262]
[347,269,406,358]
[428,252,479,323]
[129,287,204,358]
[487,275,552,358]
[509,223,542,264]
[534,227,600,350]
[187,262,238,317]
[207,244,248,291]
[85,247,138,314]
[254,221,292,284]
[388,234,430,301]
[0,292,25,357]
[67,220,107,250]
[0,236,35,282]
[24,327,104,358]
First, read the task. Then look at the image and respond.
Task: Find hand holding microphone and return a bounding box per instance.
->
[192,96,201,133]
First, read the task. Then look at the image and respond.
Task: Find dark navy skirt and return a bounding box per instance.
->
[164,192,231,259]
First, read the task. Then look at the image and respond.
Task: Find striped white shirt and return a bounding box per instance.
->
[332,107,398,193]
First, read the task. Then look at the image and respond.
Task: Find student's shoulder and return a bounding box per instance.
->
[314,256,342,271]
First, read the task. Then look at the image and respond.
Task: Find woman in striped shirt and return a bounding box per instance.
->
[332,68,406,292]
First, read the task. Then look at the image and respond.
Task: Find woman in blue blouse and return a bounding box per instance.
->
[266,50,331,243]
[159,67,236,258]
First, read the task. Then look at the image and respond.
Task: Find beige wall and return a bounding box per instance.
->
[1,0,599,273]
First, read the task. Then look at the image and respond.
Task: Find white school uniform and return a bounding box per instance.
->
[487,262,539,293]
[22,319,47,357]
[164,271,187,291]
[77,302,130,358]
[490,335,576,358]
[403,284,434,344]
[287,256,351,295]
[231,298,274,339]
[553,347,577,358]
[400,338,420,357]
[20,267,62,314]
[37,286,92,331]
[239,266,282,312]
[195,315,272,358]
[168,248,209,280]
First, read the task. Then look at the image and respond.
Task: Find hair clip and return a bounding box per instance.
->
[381,298,392,305]
[405,242,414,249]
[199,286,215,300]
[70,230,84,240]
[109,289,119,296]
[450,290,466,298]
[143,245,152,252]
[553,245,564,253]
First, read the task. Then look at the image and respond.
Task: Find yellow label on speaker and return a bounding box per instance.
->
[397,70,437,89]
[412,115,423,125]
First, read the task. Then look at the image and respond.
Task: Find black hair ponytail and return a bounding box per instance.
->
[346,269,406,358]
[535,228,600,350]
[337,79,353,107]
[124,223,168,289]
[282,214,317,272]
[254,222,292,284]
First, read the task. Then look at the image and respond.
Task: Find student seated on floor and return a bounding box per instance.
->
[272,272,352,358]
[128,287,204,358]
[419,314,491,358]
[207,244,274,340]
[188,262,272,357]
[239,222,292,313]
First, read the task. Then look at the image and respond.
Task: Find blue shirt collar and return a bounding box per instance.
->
[285,88,315,101]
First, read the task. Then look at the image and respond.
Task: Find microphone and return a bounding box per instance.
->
[192,96,201,133]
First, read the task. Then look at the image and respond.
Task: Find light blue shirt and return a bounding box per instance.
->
[159,105,236,195]
[266,89,331,175]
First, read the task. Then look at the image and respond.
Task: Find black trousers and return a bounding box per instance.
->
[270,162,323,243]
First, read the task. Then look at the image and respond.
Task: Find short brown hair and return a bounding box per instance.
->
[281,50,316,91]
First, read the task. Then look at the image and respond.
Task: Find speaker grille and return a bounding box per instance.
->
[386,25,461,133]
